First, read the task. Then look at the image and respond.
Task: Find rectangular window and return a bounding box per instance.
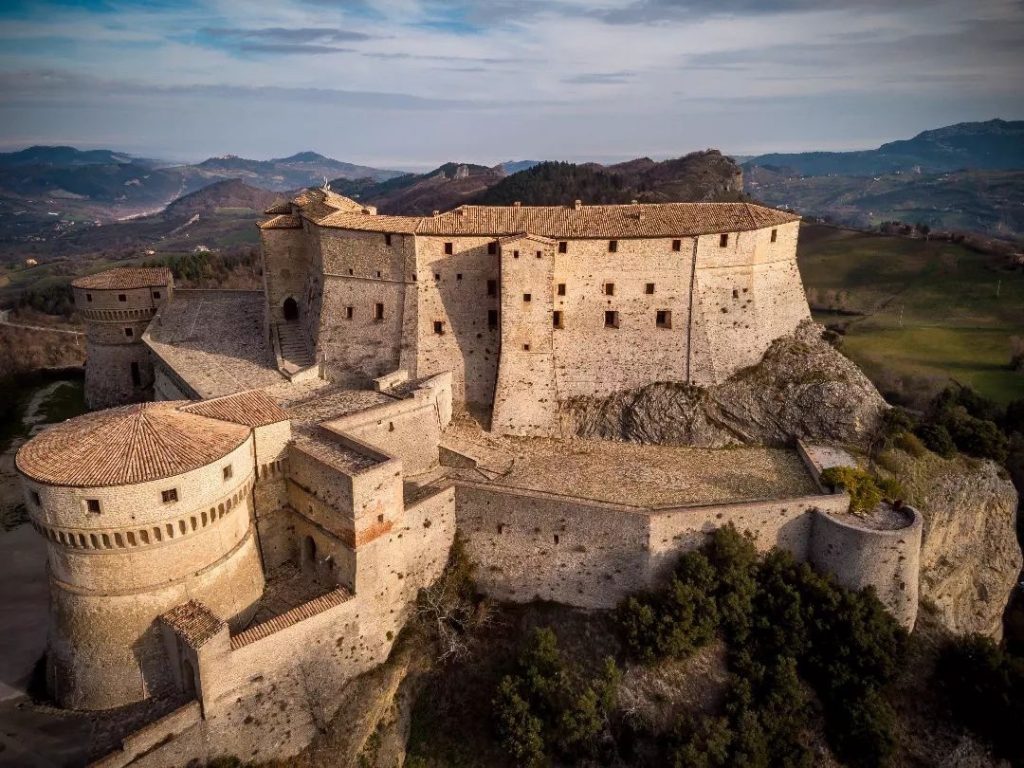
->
[348,268,354,275]
[719,233,729,247]
[487,279,497,297]
[488,309,498,328]
[385,233,392,246]
[603,283,615,296]
[672,239,682,251]
[376,271,382,278]
[374,303,385,321]
[488,241,497,255]
[444,242,453,255]
[86,293,92,302]
[645,283,655,295]
[31,490,40,506]
[86,499,101,514]
[433,321,445,335]
[523,293,532,302]
[118,294,127,302]
[130,362,141,386]
[124,327,134,338]
[223,465,233,481]
[513,250,520,259]
[434,273,441,281]
[608,240,618,253]
[523,343,531,351]
[161,488,178,504]
[558,241,567,254]
[557,283,566,296]
[345,306,354,319]
[604,310,619,328]
[152,291,161,299]
[553,311,563,328]
[770,228,778,243]
[456,273,463,281]
[656,310,672,329]
[536,251,542,259]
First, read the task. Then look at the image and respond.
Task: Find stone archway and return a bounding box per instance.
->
[283,297,299,321]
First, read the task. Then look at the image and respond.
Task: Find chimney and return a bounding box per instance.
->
[574,200,582,210]
[631,199,638,205]
[432,210,440,216]
[513,201,521,207]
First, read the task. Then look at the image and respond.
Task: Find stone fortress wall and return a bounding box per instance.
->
[71,268,173,410]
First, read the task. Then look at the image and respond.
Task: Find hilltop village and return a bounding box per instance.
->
[16,189,923,766]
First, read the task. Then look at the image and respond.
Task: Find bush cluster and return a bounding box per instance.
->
[819,466,895,512]
[936,634,1024,766]
[620,527,906,768]
[493,628,620,766]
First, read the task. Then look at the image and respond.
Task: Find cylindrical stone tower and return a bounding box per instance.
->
[16,401,266,710]
[71,267,173,410]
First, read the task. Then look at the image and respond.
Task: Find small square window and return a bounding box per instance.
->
[719,233,729,247]
[558,241,567,254]
[523,293,531,302]
[456,273,463,281]
[118,294,127,302]
[523,343,531,351]
[604,310,619,328]
[376,271,382,278]
[553,311,563,328]
[385,233,393,246]
[645,283,655,295]
[444,242,453,255]
[86,499,101,514]
[513,250,520,259]
[656,310,672,329]
[223,465,233,481]
[161,488,178,504]
[488,242,497,255]
[434,273,441,281]
[732,289,739,299]
[345,306,354,319]
[536,251,542,259]
[152,291,161,299]
[86,293,93,302]
[31,490,41,506]
[124,327,134,338]
[608,240,618,253]
[488,309,498,328]
[604,283,615,296]
[672,239,682,251]
[348,268,354,275]
[433,321,445,335]
[374,303,385,321]
[557,283,566,296]
[770,228,778,243]
[487,279,497,297]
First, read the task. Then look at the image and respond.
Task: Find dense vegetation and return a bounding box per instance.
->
[473,162,632,206]
[494,527,907,767]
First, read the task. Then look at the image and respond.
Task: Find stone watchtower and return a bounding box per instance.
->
[15,400,268,710]
[71,267,173,409]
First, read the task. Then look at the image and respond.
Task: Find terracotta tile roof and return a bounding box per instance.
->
[258,214,301,230]
[306,199,797,239]
[72,267,173,290]
[16,401,250,487]
[161,600,226,648]
[230,588,351,649]
[181,389,290,427]
[264,199,294,215]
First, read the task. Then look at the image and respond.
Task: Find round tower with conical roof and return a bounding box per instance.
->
[71,267,173,409]
[16,400,267,709]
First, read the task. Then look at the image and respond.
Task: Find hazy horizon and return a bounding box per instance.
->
[1,0,1022,169]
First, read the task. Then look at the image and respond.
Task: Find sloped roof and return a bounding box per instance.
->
[71,267,173,290]
[180,389,290,427]
[16,401,250,487]
[160,600,226,648]
[258,214,301,230]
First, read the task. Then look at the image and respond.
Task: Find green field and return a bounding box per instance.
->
[797,224,1024,405]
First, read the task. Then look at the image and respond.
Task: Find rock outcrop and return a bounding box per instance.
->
[562,321,885,449]
[881,450,1021,639]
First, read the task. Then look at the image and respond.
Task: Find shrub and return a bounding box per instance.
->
[493,677,545,767]
[943,408,1009,462]
[915,422,956,457]
[893,430,927,458]
[880,407,915,438]
[819,466,883,513]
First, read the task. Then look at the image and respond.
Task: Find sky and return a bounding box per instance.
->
[0,0,1022,170]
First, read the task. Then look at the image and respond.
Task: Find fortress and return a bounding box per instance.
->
[18,190,923,766]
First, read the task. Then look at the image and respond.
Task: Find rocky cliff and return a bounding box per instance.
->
[562,321,886,449]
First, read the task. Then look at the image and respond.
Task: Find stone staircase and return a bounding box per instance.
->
[276,322,315,375]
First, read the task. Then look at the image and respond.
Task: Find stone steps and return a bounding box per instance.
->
[276,322,314,372]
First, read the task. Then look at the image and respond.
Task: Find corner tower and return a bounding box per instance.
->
[71,267,173,409]
[16,400,269,710]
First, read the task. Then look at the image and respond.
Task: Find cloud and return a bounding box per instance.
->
[204,27,375,44]
[563,71,636,84]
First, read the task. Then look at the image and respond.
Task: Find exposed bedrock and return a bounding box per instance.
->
[562,320,886,449]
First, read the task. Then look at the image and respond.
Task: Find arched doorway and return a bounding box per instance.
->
[302,535,317,571]
[283,297,299,321]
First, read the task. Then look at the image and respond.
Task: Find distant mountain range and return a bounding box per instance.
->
[744,119,1024,177]
[743,119,1024,236]
[329,150,744,215]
